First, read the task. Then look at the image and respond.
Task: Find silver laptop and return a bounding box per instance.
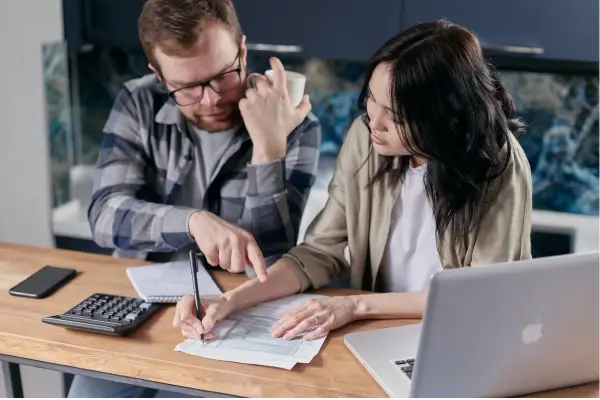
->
[344,253,599,397]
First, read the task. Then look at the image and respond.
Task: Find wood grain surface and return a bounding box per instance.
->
[0,242,597,397]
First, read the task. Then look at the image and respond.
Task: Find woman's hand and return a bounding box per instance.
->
[270,296,358,341]
[173,295,235,341]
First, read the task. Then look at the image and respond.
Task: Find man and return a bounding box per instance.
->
[87,0,321,279]
[69,0,320,396]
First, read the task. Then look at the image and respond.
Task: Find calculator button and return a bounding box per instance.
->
[62,314,120,326]
[124,312,139,321]
[82,310,93,317]
[139,302,152,310]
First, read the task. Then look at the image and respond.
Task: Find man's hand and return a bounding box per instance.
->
[173,295,235,340]
[188,211,268,282]
[240,57,312,163]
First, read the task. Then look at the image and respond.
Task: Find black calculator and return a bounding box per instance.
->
[42,293,161,336]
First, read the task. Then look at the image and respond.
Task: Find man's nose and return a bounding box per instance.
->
[200,86,221,106]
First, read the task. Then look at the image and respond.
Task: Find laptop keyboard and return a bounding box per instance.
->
[392,358,416,379]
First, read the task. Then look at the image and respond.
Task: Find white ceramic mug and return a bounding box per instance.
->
[264,69,306,108]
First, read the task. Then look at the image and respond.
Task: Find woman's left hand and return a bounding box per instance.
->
[270,296,358,341]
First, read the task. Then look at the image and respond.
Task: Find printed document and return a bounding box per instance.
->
[175,294,329,369]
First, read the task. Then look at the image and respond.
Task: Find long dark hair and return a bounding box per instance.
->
[358,20,525,252]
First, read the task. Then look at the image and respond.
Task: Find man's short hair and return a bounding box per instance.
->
[138,0,243,68]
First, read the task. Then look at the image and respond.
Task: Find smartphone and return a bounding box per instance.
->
[9,266,77,299]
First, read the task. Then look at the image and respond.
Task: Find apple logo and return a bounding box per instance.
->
[522,320,544,344]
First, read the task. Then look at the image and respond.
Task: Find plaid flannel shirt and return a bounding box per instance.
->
[88,74,321,262]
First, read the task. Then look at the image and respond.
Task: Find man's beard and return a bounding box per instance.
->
[186,103,243,132]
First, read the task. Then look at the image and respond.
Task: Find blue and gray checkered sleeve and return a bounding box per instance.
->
[240,115,321,264]
[87,88,196,252]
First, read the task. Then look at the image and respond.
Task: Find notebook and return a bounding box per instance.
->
[126,261,222,303]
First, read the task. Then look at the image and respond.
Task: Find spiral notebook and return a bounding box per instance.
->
[126,260,222,303]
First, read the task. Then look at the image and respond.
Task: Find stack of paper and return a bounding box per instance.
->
[175,294,329,370]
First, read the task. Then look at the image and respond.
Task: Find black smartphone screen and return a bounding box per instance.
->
[9,266,77,299]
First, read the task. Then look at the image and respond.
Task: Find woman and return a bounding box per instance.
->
[174,20,532,342]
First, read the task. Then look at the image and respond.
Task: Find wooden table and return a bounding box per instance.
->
[0,243,597,398]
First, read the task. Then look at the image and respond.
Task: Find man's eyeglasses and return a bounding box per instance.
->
[166,51,242,107]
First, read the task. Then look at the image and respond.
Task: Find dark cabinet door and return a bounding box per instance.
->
[81,0,146,49]
[66,0,403,61]
[402,0,599,62]
[234,0,403,61]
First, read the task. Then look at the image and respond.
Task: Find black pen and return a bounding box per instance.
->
[188,250,204,343]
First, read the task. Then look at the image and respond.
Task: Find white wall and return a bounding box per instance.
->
[0,0,64,397]
[0,0,60,248]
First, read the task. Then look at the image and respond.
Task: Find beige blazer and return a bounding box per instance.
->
[284,116,533,292]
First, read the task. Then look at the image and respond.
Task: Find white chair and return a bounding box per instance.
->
[297,188,330,245]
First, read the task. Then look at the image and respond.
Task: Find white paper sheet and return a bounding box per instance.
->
[176,332,297,369]
[175,293,329,369]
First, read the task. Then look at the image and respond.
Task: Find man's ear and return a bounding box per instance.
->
[148,63,167,87]
[148,63,159,77]
[240,35,248,68]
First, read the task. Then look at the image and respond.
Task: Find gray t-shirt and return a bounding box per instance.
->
[166,123,238,262]
[177,123,238,209]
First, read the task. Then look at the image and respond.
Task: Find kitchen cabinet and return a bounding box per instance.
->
[63,0,402,61]
[63,0,146,50]
[84,0,146,49]
[233,0,402,61]
[401,0,599,62]
[63,0,598,63]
